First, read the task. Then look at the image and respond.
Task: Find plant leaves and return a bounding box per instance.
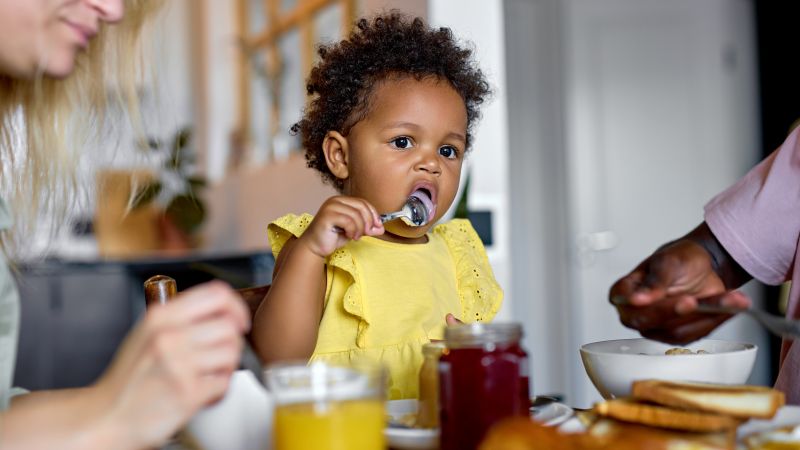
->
[166,194,206,234]
[170,128,192,169]
[131,182,163,209]
[454,171,471,219]
[134,137,161,152]
[172,127,192,151]
[187,176,207,191]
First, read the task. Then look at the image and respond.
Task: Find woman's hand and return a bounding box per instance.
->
[298,196,384,258]
[95,281,250,449]
[610,238,750,344]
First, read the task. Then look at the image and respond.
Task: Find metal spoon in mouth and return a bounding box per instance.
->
[380,195,430,227]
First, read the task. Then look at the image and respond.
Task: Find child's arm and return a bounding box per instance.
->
[251,196,384,363]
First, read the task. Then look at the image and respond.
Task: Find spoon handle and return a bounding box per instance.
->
[144,275,177,307]
[332,210,407,233]
[379,211,407,223]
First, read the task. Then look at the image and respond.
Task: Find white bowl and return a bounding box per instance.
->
[186,370,274,450]
[579,338,757,399]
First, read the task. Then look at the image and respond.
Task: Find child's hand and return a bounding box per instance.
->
[299,195,384,258]
[446,313,464,326]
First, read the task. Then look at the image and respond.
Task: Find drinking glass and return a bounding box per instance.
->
[266,361,386,450]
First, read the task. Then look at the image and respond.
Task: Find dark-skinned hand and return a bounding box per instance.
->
[609,239,751,345]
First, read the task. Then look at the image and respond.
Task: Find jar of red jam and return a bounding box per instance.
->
[438,323,530,450]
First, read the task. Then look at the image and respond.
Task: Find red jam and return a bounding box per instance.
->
[438,323,530,450]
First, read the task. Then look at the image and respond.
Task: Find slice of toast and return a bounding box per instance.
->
[594,398,743,432]
[632,380,785,419]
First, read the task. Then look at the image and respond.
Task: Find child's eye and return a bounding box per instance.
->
[390,136,414,149]
[439,145,459,159]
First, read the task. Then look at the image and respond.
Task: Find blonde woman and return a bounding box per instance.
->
[0,1,250,448]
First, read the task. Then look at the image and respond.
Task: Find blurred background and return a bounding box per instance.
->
[12,0,800,409]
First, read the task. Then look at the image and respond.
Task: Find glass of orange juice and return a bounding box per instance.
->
[266,361,386,450]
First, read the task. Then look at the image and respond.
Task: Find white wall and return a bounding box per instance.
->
[429,0,512,321]
[505,0,765,406]
[195,0,239,182]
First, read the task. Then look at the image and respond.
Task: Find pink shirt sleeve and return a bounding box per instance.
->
[704,128,800,286]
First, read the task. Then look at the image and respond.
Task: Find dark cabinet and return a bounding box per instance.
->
[13,252,273,390]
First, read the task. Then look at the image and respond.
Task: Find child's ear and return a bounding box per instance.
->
[322,131,349,180]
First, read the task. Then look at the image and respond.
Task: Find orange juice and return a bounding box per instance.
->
[274,399,386,450]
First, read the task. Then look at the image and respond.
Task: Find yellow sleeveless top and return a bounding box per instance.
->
[268,214,503,399]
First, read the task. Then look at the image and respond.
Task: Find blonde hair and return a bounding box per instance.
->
[0,0,162,256]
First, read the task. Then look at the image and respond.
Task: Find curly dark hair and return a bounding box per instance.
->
[291,11,492,191]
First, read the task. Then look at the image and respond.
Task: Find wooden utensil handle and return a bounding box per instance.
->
[144,275,177,308]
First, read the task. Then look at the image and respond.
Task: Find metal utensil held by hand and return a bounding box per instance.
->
[144,275,176,308]
[143,275,267,385]
[380,196,430,227]
[611,294,800,340]
[693,303,800,340]
[333,196,430,234]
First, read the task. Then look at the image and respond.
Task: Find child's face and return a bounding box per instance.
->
[336,76,468,241]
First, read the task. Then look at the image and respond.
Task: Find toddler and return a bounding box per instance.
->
[252,12,502,400]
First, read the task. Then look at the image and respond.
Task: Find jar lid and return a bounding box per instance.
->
[444,322,523,348]
[422,341,446,357]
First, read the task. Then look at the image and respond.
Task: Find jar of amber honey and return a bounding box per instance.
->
[438,323,530,450]
[417,342,445,428]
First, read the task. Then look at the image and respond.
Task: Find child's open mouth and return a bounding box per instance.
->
[409,188,435,221]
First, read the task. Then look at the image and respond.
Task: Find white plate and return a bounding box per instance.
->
[385,400,438,450]
[385,399,574,449]
[737,405,800,440]
[385,426,439,450]
[532,402,574,427]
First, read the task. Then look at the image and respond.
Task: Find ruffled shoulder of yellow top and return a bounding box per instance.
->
[267,213,503,322]
[430,218,503,323]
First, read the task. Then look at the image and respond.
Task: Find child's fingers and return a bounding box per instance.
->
[334,197,381,236]
[359,200,383,234]
[362,200,382,228]
[445,313,463,325]
[331,211,363,240]
[320,198,366,239]
[352,199,378,235]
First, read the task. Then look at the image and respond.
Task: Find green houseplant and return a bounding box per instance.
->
[132,126,207,247]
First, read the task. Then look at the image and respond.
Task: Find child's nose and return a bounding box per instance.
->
[415,150,442,175]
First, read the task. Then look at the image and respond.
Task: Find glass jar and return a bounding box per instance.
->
[417,342,446,428]
[438,323,530,450]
